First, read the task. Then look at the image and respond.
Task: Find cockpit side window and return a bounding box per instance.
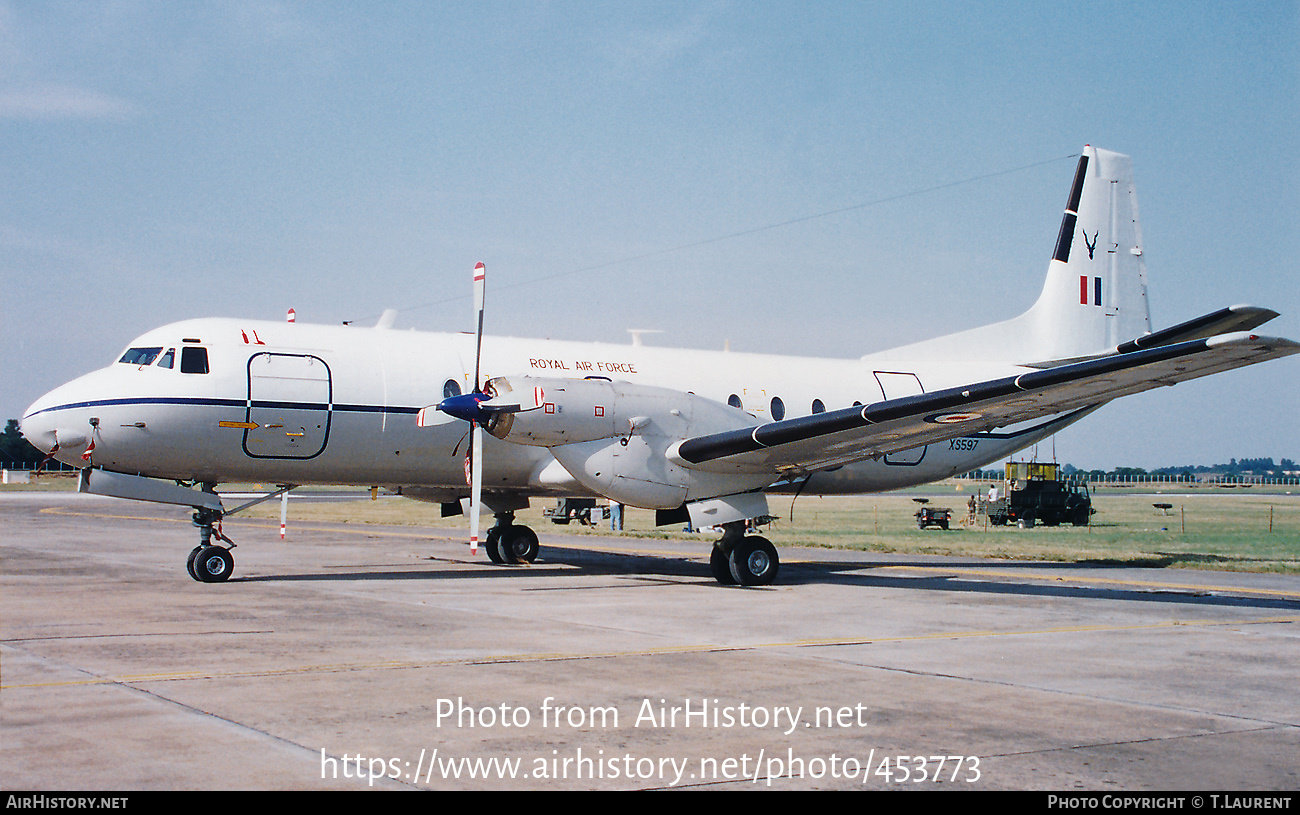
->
[119,347,162,366]
[180,346,209,374]
[158,348,175,369]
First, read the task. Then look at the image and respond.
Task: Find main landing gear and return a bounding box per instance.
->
[188,506,235,583]
[483,511,540,565]
[709,521,780,587]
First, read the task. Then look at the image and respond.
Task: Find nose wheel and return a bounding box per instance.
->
[188,545,234,582]
[189,508,235,583]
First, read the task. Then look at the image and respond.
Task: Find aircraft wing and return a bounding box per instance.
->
[674,331,1299,476]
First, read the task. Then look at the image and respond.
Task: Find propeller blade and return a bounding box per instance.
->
[469,423,483,555]
[469,262,487,556]
[415,405,457,427]
[472,262,486,392]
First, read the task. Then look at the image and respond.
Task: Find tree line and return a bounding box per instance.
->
[0,420,43,466]
[1060,458,1297,479]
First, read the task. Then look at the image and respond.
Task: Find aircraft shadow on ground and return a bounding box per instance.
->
[233,543,1300,612]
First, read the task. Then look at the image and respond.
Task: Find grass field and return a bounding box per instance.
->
[8,477,1298,573]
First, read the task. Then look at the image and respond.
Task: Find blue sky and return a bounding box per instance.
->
[2,1,1296,470]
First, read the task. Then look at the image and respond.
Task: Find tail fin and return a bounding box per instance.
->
[869,145,1152,364]
[1021,145,1151,362]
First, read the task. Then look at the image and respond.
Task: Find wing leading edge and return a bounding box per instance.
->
[673,331,1299,476]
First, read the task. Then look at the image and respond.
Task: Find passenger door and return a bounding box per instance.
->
[243,353,332,459]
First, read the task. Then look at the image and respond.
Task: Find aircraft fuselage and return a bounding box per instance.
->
[22,316,1073,502]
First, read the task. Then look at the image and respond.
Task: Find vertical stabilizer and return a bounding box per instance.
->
[867,145,1153,364]
[1021,145,1151,361]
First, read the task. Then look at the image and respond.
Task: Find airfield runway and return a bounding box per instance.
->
[2,491,1297,790]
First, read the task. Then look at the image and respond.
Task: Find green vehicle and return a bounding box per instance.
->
[986,462,1092,528]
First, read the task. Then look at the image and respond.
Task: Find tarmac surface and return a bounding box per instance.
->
[2,490,1298,790]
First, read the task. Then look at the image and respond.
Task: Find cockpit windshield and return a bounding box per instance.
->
[119,347,163,366]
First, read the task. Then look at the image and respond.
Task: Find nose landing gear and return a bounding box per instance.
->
[189,507,236,583]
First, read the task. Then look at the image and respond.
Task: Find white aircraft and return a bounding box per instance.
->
[21,146,1299,586]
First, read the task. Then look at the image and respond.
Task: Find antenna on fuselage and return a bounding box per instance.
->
[627,329,662,346]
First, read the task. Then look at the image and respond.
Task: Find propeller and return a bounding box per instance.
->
[465,262,487,555]
[416,262,542,557]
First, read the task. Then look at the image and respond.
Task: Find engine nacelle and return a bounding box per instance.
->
[484,376,775,509]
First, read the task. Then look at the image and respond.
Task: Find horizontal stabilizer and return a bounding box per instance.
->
[1026,305,1282,368]
[1114,305,1279,353]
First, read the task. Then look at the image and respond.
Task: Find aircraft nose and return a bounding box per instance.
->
[21,385,90,458]
[20,400,58,454]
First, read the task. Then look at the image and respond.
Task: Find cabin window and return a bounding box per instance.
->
[812,399,825,414]
[727,394,743,409]
[770,396,785,421]
[443,379,462,399]
[180,346,209,374]
[158,348,175,369]
[119,347,162,366]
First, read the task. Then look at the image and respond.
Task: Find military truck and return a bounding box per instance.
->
[985,462,1092,528]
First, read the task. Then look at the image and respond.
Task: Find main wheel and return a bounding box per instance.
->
[710,545,737,585]
[501,525,539,564]
[484,527,505,564]
[728,536,779,587]
[193,546,234,583]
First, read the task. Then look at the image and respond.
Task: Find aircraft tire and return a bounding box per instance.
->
[485,528,505,564]
[710,545,737,585]
[502,525,539,564]
[728,536,779,587]
[194,546,233,583]
[186,546,203,581]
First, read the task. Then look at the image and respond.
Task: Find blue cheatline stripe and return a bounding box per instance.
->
[24,396,422,419]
